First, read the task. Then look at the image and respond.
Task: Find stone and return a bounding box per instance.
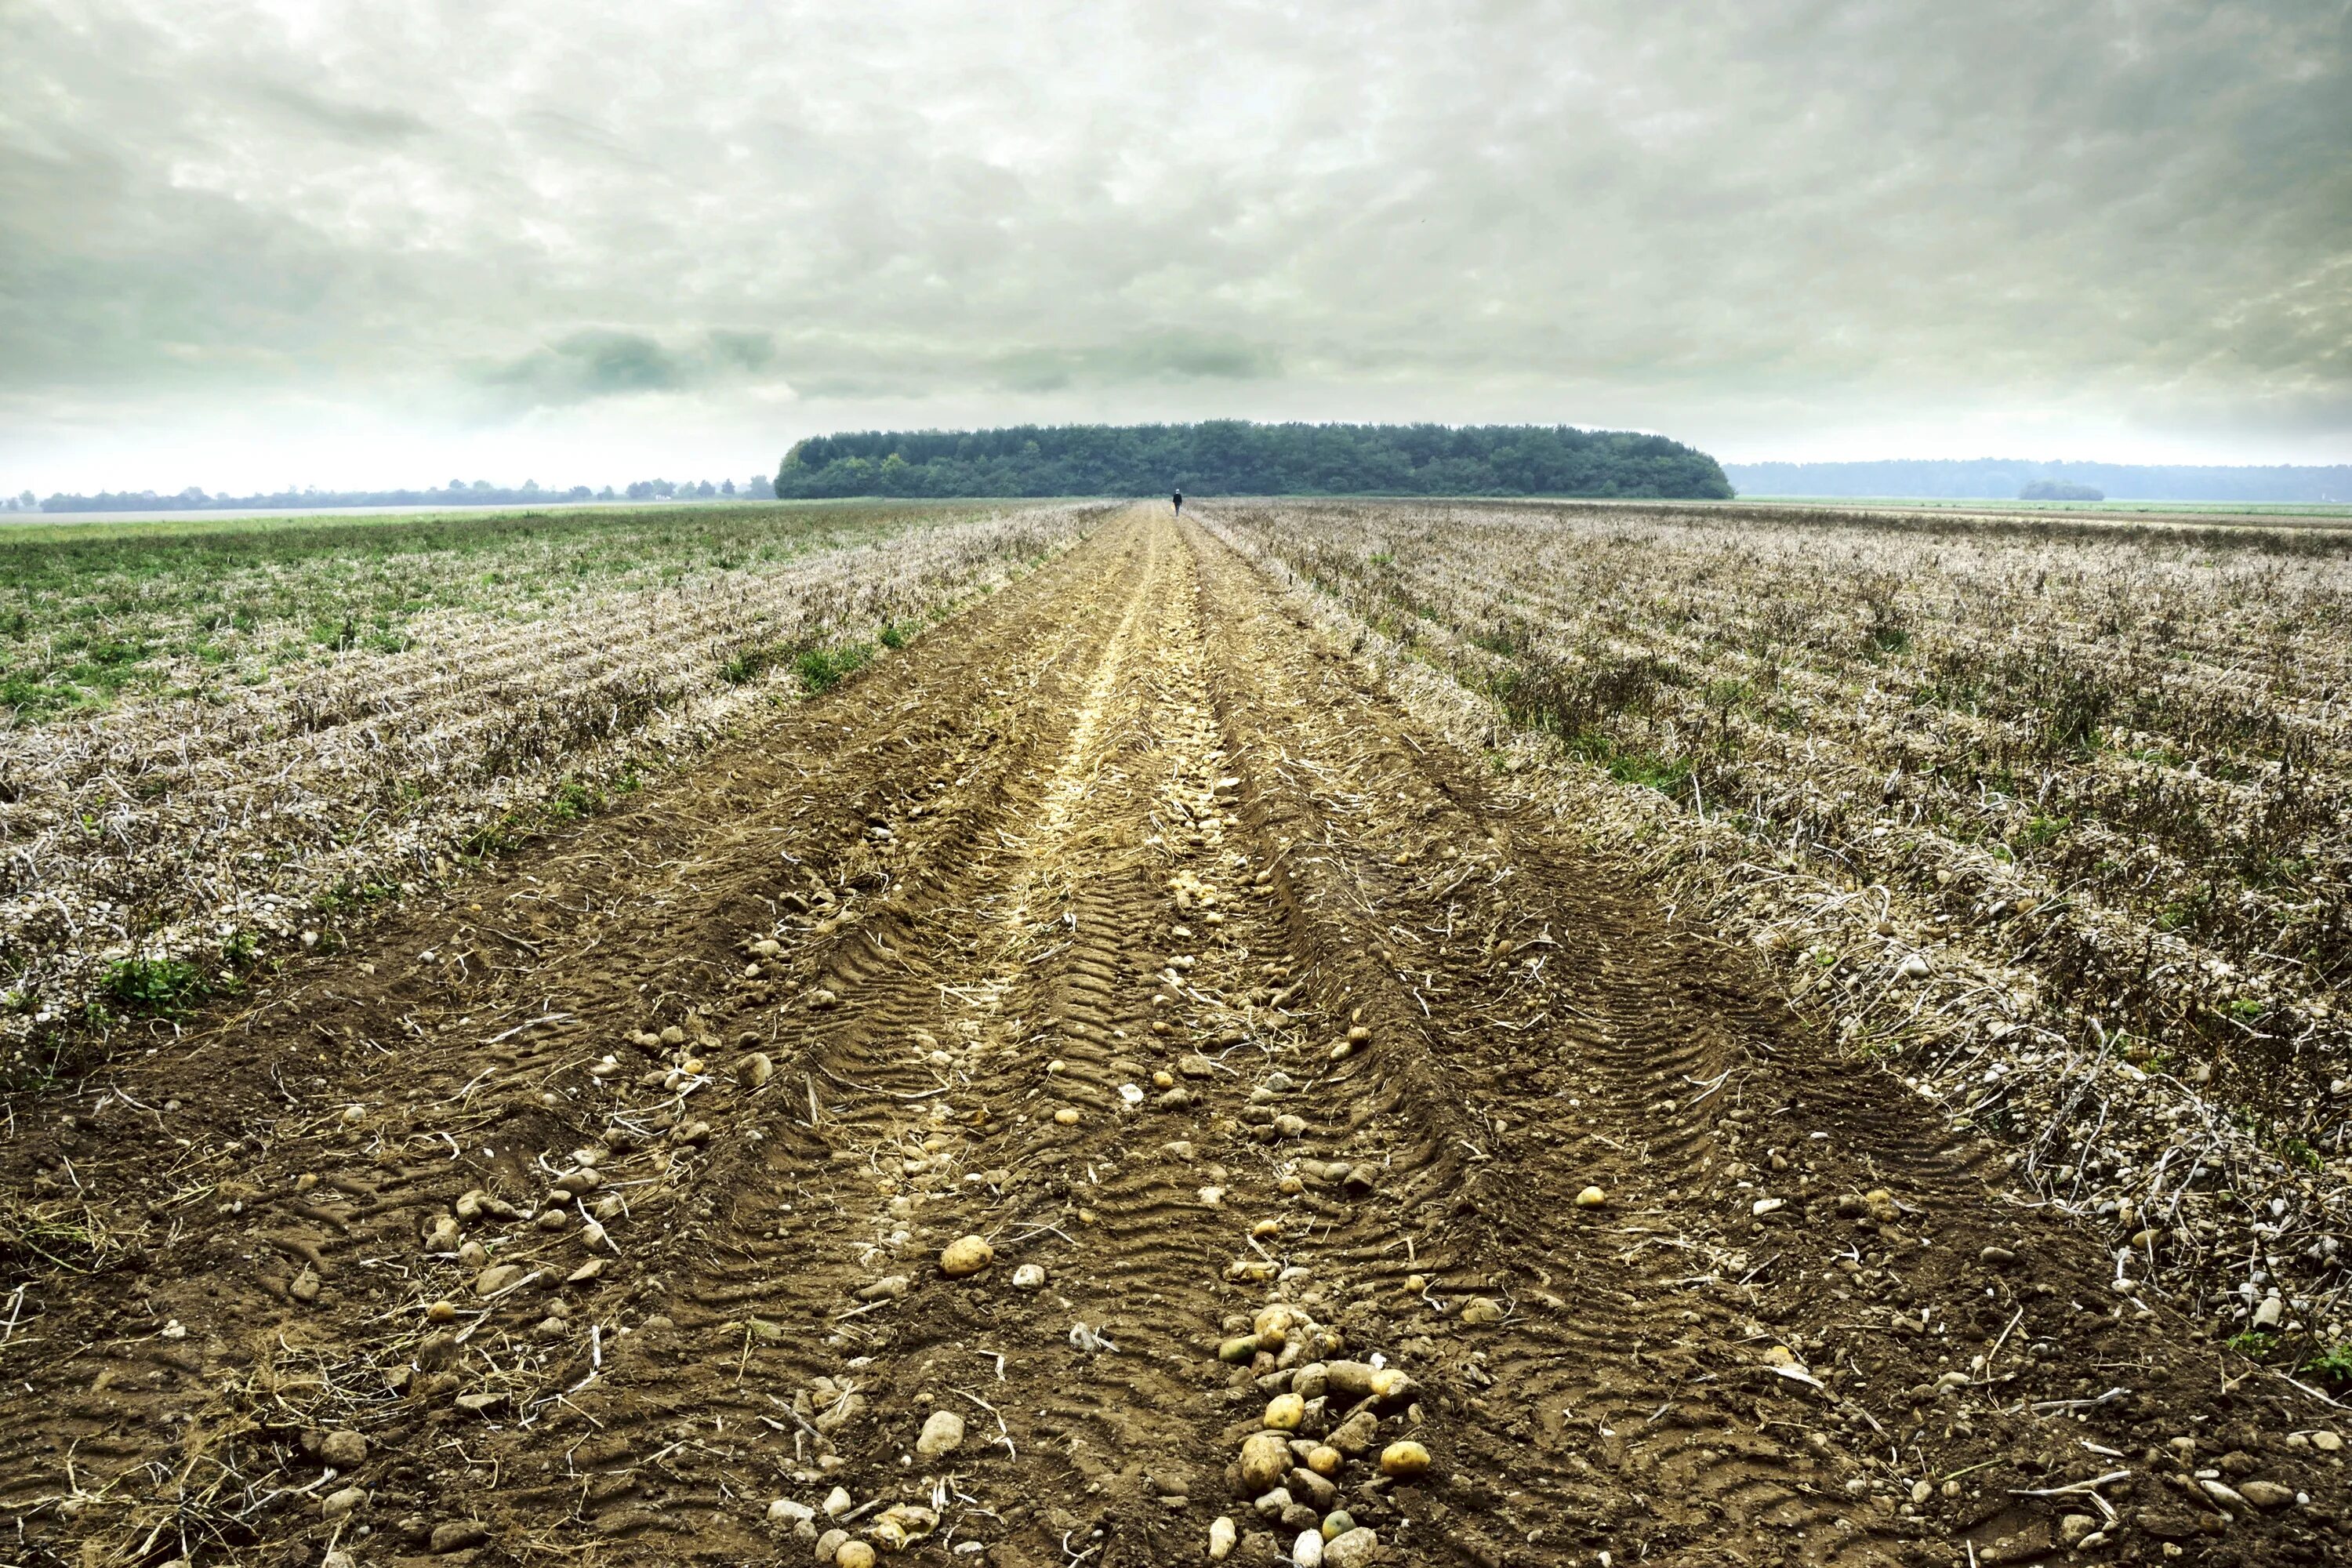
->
[2237,1480,2294,1509]
[916,1410,965,1459]
[289,1266,321,1304]
[768,1498,815,1526]
[1012,1263,1047,1289]
[1327,1409,1379,1457]
[2059,1515,2099,1546]
[321,1486,367,1519]
[474,1264,525,1297]
[1323,1526,1381,1568]
[1291,1528,1325,1566]
[320,1429,367,1468]
[1457,1297,1504,1325]
[1288,1467,1337,1509]
[2311,1430,2343,1453]
[1378,1441,1430,1479]
[940,1236,994,1276]
[814,1527,848,1561]
[1209,1517,1238,1561]
[823,1485,854,1518]
[1241,1430,1293,1492]
[430,1520,490,1554]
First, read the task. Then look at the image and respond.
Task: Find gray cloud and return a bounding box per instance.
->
[1,0,2347,488]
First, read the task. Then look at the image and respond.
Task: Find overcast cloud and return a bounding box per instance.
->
[2,0,2347,492]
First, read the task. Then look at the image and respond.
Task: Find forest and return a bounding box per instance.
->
[773,421,1734,499]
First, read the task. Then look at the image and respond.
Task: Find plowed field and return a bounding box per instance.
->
[3,508,2344,1568]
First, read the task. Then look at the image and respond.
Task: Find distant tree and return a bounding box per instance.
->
[2020,479,2104,502]
[772,422,1733,501]
[720,478,736,495]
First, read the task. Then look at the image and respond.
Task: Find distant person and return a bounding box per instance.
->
[1172,490,1184,516]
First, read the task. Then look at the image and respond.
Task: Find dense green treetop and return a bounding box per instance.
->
[774,421,1733,500]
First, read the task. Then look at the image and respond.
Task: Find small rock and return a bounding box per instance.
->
[916,1410,965,1459]
[321,1486,367,1519]
[1323,1526,1381,1568]
[808,989,839,1010]
[567,1258,607,1283]
[2059,1514,2098,1546]
[1457,1297,1504,1325]
[1327,1409,1379,1457]
[769,1498,815,1526]
[474,1264,525,1297]
[320,1429,368,1468]
[1012,1262,1047,1289]
[1209,1516,1238,1561]
[289,1266,321,1304]
[1575,1186,1606,1208]
[1378,1440,1430,1479]
[814,1527,848,1561]
[2238,1480,2294,1509]
[857,1276,912,1302]
[1980,1246,2020,1269]
[2312,1430,2343,1453]
[2252,1296,2284,1329]
[429,1520,490,1554]
[1288,1467,1337,1509]
[940,1236,994,1277]
[1291,1528,1325,1566]
[823,1486,853,1518]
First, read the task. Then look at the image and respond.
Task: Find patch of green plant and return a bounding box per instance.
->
[794,644,872,695]
[2302,1341,2352,1385]
[2227,1329,2278,1358]
[100,954,209,1014]
[877,622,911,650]
[2020,815,2070,849]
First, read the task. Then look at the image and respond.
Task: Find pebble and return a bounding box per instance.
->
[815,1527,848,1561]
[567,1258,607,1283]
[2238,1480,2294,1508]
[769,1498,816,1525]
[1323,1527,1380,1568]
[289,1266,321,1304]
[1209,1517,1238,1561]
[320,1486,367,1519]
[1379,1441,1430,1479]
[808,989,839,1010]
[1241,1430,1293,1491]
[2313,1431,2343,1454]
[1457,1297,1504,1325]
[823,1486,854,1518]
[940,1236,994,1277]
[1012,1263,1048,1290]
[1575,1186,1606,1207]
[474,1264,525,1297]
[429,1521,489,1554]
[916,1410,966,1459]
[737,1053,775,1088]
[457,1240,489,1269]
[1291,1528,1325,1566]
[320,1429,367,1468]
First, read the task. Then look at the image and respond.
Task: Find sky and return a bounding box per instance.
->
[2,0,2348,495]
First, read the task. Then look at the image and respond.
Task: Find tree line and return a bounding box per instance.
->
[775,421,1733,499]
[14,477,777,514]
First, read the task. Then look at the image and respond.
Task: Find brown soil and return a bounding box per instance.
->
[2,507,2344,1568]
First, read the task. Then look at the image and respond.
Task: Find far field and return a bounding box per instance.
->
[1,499,2346,1568]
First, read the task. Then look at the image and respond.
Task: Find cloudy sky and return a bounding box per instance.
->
[3,0,2347,494]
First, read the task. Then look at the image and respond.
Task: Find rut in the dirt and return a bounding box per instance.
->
[0,506,2346,1568]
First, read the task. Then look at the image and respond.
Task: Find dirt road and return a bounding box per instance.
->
[2,508,2343,1568]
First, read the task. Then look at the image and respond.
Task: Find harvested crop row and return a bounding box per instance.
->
[1200,498,2352,1363]
[0,502,1108,1078]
